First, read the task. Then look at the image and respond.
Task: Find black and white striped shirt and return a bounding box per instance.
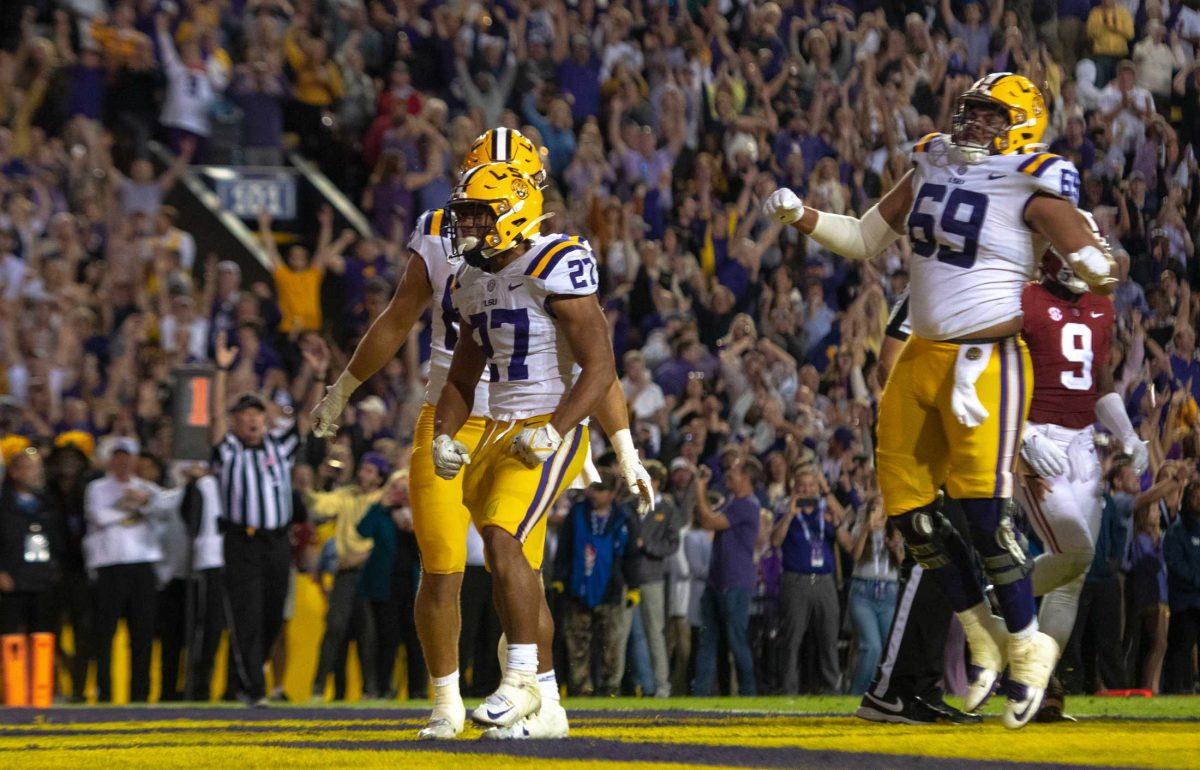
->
[886,289,912,342]
[212,424,300,531]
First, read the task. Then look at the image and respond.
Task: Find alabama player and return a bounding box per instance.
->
[311,130,650,740]
[1017,225,1148,720]
[431,161,614,731]
[765,73,1118,727]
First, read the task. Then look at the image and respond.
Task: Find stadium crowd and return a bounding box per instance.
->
[2,0,1200,704]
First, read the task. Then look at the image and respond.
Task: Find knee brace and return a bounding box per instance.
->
[894,496,957,571]
[974,499,1033,587]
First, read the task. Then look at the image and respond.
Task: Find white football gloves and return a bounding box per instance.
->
[1020,430,1068,479]
[763,188,804,225]
[1066,245,1119,293]
[511,423,563,468]
[432,434,472,479]
[311,371,362,439]
[612,428,655,514]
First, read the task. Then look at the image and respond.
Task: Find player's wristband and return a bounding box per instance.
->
[328,370,363,399]
[611,428,638,462]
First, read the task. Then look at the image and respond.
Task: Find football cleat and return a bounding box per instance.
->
[855,692,948,725]
[1033,675,1075,723]
[963,613,1009,712]
[481,699,569,739]
[921,694,984,725]
[417,701,465,740]
[471,671,541,728]
[1003,632,1060,729]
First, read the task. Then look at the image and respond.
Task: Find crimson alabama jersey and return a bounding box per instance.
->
[1022,282,1114,429]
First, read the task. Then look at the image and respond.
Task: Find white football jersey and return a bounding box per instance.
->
[905,133,1081,340]
[408,209,489,416]
[451,232,600,421]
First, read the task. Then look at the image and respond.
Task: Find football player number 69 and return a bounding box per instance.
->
[907,183,990,269]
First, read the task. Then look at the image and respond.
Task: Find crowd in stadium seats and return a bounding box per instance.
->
[3,0,1200,703]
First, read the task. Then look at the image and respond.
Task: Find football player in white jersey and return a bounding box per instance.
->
[765,73,1118,728]
[431,161,615,731]
[311,129,650,740]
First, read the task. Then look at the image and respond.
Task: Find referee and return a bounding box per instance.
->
[211,332,327,705]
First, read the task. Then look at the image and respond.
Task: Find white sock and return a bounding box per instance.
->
[537,670,560,702]
[506,643,538,675]
[1010,618,1039,640]
[432,670,461,707]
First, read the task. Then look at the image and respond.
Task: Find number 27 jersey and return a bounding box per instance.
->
[1022,282,1113,430]
[905,133,1081,340]
[451,233,600,421]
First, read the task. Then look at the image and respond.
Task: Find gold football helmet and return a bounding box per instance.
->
[444,162,549,262]
[460,127,546,184]
[951,73,1046,160]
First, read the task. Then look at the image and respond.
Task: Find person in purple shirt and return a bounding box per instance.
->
[1048,116,1095,173]
[1125,504,1169,692]
[771,468,845,694]
[691,454,763,696]
[556,34,601,125]
[230,51,290,166]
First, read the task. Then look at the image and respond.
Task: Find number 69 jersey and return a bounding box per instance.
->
[451,233,599,421]
[905,133,1081,340]
[1021,281,1113,430]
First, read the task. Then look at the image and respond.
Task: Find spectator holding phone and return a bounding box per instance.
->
[772,467,844,694]
[838,495,903,695]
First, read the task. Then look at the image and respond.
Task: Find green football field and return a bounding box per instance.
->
[1,695,1196,769]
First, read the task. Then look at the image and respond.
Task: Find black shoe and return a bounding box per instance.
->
[855,692,944,724]
[1034,675,1076,723]
[919,694,983,724]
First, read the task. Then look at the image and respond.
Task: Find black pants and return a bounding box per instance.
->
[222,528,291,701]
[866,498,976,701]
[370,563,425,698]
[93,562,157,702]
[56,568,93,700]
[188,568,227,700]
[865,562,951,701]
[0,589,57,634]
[371,594,425,698]
[1164,606,1200,694]
[314,568,377,698]
[459,565,501,696]
[1062,576,1125,693]
[157,578,187,701]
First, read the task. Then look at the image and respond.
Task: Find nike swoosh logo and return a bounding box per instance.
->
[1012,698,1035,721]
[868,694,904,713]
[1090,312,1104,318]
[486,706,512,720]
[508,282,522,290]
[988,173,1005,180]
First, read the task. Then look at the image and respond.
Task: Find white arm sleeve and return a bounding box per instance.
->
[1096,392,1137,443]
[808,203,901,261]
